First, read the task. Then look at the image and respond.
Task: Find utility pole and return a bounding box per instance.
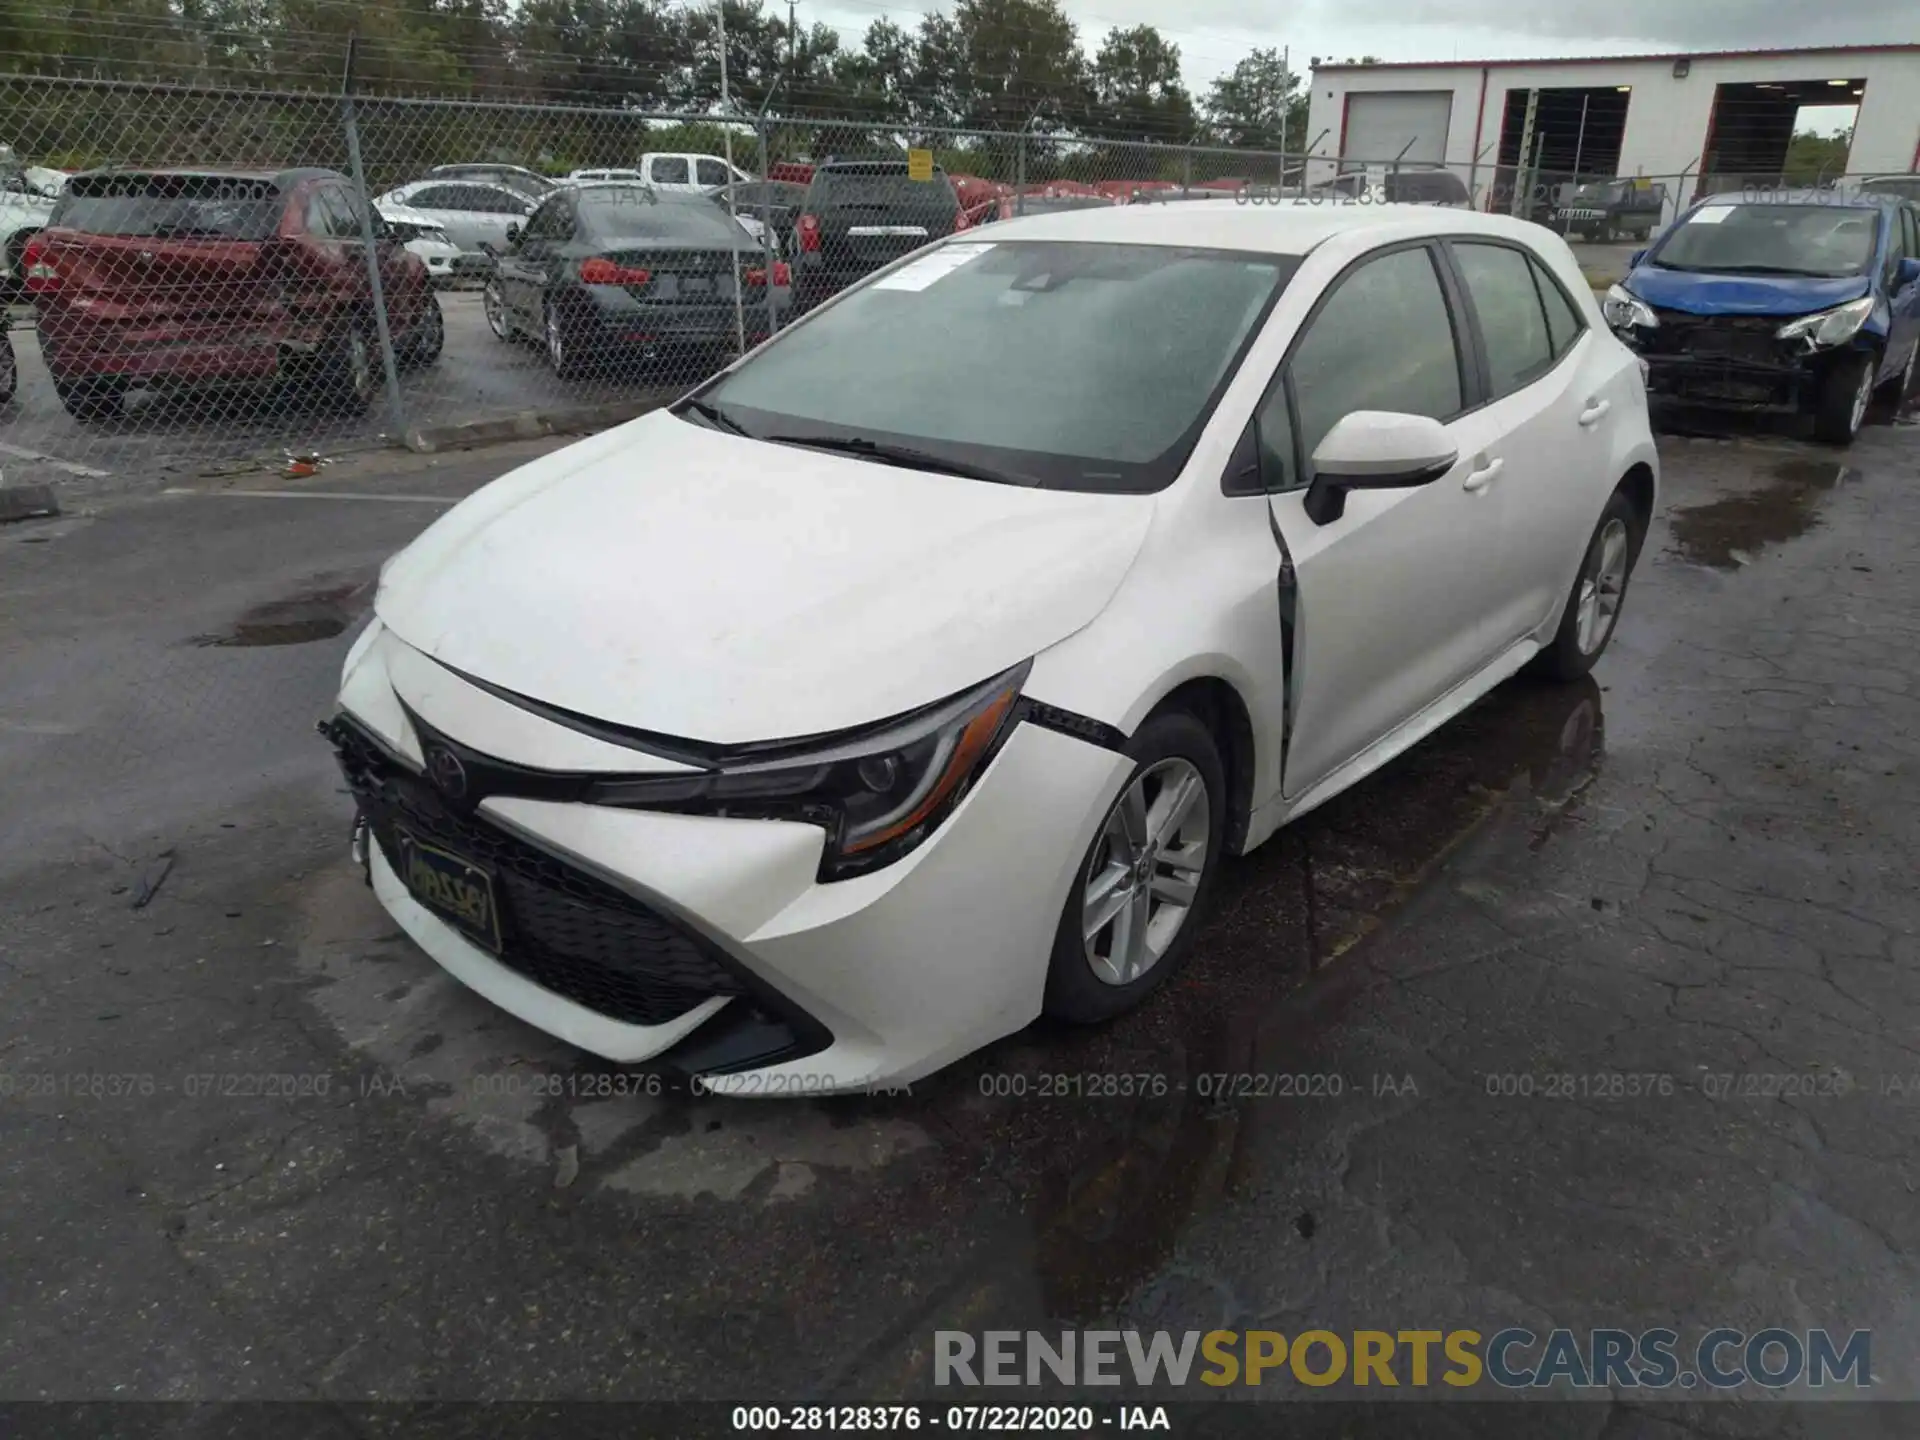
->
[1277,45,1290,193]
[788,0,796,80]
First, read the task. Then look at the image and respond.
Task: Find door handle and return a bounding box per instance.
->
[1462,457,1504,493]
[1579,399,1612,426]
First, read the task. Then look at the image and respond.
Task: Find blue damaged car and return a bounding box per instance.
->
[1601,191,1920,445]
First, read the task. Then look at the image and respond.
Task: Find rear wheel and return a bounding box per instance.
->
[322,320,377,413]
[54,375,124,422]
[483,278,512,340]
[1043,710,1225,1025]
[1534,489,1642,682]
[1813,352,1875,446]
[545,302,584,380]
[402,294,445,369]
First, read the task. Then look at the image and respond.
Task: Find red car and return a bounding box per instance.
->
[23,166,442,421]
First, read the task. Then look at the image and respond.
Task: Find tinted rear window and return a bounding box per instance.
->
[51,174,283,239]
[809,167,957,212]
[580,191,750,243]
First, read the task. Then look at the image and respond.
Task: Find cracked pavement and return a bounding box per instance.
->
[1,412,1918,1430]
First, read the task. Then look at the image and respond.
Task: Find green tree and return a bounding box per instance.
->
[1091,25,1194,143]
[1202,47,1307,151]
[1783,129,1851,184]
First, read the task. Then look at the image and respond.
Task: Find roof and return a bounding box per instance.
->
[1314,42,1920,73]
[69,165,340,187]
[970,198,1549,252]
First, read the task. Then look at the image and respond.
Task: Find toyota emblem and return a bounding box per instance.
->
[426,745,468,799]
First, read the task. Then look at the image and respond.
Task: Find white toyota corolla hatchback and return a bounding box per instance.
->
[325,202,1658,1095]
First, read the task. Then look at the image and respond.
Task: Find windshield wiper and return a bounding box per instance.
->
[761,433,1039,487]
[675,397,753,437]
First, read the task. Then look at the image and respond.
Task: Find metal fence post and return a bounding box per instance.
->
[1015,126,1027,216]
[340,37,407,435]
[757,114,776,337]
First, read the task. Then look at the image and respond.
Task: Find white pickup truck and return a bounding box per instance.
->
[637,152,753,194]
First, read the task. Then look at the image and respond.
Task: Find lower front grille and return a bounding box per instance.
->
[328,718,745,1027]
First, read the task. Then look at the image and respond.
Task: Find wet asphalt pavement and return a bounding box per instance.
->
[2,400,1919,1433]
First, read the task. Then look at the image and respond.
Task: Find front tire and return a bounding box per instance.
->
[1813,352,1875,445]
[1043,710,1226,1025]
[1534,489,1642,682]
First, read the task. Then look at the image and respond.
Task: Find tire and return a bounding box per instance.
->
[544,301,583,380]
[402,294,445,369]
[1043,709,1226,1025]
[54,375,123,422]
[1533,488,1643,682]
[1813,352,1875,446]
[483,278,512,340]
[321,319,377,413]
[0,335,15,406]
[3,227,39,298]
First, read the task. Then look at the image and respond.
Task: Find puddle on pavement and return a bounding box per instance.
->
[1000,674,1606,1325]
[1667,458,1848,570]
[193,574,373,647]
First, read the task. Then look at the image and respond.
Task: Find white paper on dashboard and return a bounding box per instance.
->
[1688,205,1734,224]
[872,243,996,291]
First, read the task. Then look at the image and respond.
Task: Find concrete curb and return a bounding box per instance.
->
[0,482,60,524]
[403,397,668,455]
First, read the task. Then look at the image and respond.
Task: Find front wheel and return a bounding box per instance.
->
[1043,710,1226,1025]
[1533,490,1642,682]
[1813,352,1875,446]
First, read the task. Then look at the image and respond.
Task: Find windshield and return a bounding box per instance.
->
[50,174,283,239]
[1651,202,1880,277]
[694,240,1295,492]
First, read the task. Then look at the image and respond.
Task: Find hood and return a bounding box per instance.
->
[1625,265,1871,317]
[377,201,442,227]
[376,412,1155,744]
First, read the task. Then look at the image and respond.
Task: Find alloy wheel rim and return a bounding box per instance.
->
[546,311,564,368]
[1082,757,1210,987]
[1576,517,1630,656]
[1850,364,1873,433]
[484,283,506,336]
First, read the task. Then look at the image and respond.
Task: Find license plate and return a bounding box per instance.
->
[395,828,502,953]
[680,276,712,294]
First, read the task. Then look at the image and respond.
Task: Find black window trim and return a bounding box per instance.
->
[1223,236,1478,497]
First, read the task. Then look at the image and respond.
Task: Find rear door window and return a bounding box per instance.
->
[1530,254,1587,358]
[1452,241,1555,398]
[51,174,284,239]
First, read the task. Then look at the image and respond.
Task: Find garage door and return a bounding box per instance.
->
[1342,91,1454,166]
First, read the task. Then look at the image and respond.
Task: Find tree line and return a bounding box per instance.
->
[0,0,1320,148]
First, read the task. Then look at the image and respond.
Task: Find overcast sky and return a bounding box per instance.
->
[803,0,1904,131]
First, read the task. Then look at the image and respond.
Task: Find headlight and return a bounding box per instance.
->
[587,662,1030,880]
[1603,284,1658,332]
[1775,296,1875,350]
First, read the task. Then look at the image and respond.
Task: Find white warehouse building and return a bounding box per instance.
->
[1304,43,1920,202]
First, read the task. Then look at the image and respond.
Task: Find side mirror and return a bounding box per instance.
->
[1303,411,1458,526]
[504,222,521,245]
[1897,256,1920,288]
[1629,248,1648,267]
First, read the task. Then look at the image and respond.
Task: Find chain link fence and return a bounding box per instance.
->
[0,71,1905,493]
